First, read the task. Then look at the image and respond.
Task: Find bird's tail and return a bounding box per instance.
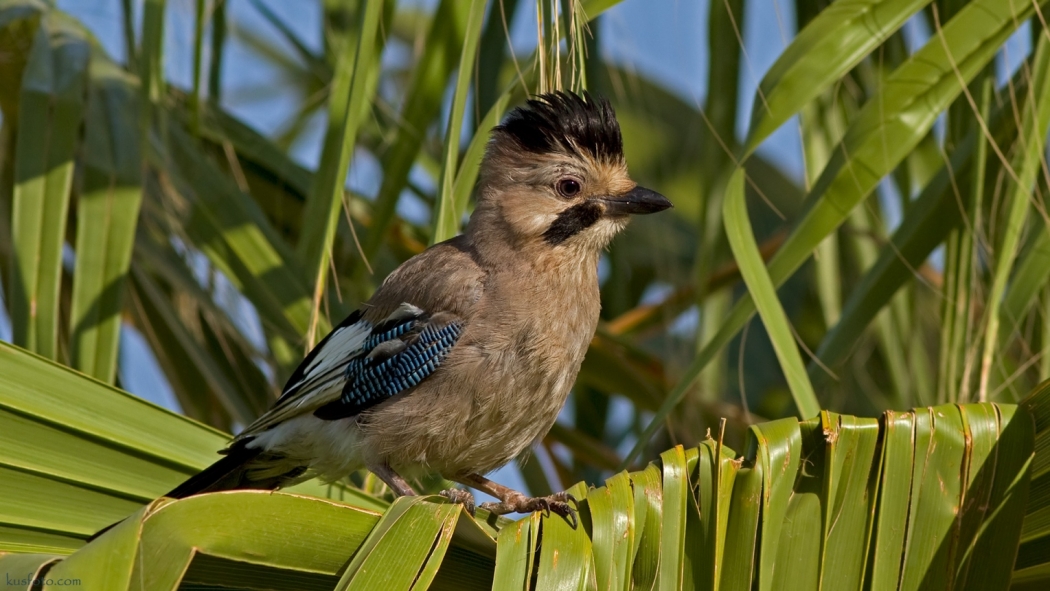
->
[89,441,304,541]
[168,441,263,498]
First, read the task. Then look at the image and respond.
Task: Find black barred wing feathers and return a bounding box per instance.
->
[314,319,463,420]
[235,303,463,439]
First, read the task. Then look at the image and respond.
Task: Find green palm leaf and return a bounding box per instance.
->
[1,341,1047,589]
[5,0,1050,587]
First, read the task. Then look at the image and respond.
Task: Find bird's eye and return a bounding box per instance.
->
[556,178,582,198]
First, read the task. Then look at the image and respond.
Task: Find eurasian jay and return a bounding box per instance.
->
[163,91,672,524]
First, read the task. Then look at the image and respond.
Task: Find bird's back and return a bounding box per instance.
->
[364,234,487,323]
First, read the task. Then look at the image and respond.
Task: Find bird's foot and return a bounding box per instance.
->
[480,491,579,529]
[439,488,476,516]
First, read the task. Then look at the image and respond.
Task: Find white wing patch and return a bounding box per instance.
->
[235,303,429,442]
[287,320,372,393]
[295,303,423,388]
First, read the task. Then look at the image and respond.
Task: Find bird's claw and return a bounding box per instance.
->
[551,491,580,513]
[546,492,580,529]
[479,491,579,529]
[439,488,476,516]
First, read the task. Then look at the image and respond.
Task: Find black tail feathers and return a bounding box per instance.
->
[165,441,266,499]
[88,441,303,541]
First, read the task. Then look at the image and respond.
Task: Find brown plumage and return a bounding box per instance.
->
[150,91,671,526]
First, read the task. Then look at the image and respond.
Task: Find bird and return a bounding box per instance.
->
[150,91,670,526]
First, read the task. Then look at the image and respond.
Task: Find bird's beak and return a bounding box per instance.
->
[601,186,673,216]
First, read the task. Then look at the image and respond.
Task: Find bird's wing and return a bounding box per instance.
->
[236,302,464,439]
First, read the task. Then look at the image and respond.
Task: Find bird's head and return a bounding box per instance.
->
[468,91,671,254]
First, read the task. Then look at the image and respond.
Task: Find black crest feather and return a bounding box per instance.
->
[497,91,624,164]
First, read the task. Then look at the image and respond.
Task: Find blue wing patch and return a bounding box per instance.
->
[312,315,463,420]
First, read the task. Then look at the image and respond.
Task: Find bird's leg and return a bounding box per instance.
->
[370,462,476,514]
[458,473,578,528]
[369,462,417,496]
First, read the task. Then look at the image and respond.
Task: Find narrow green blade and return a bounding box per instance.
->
[588,472,635,590]
[745,0,932,153]
[297,0,386,345]
[869,411,915,591]
[10,13,89,360]
[69,57,142,383]
[431,0,487,244]
[629,464,663,591]
[818,413,880,588]
[723,167,819,418]
[976,34,1050,397]
[751,418,801,591]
